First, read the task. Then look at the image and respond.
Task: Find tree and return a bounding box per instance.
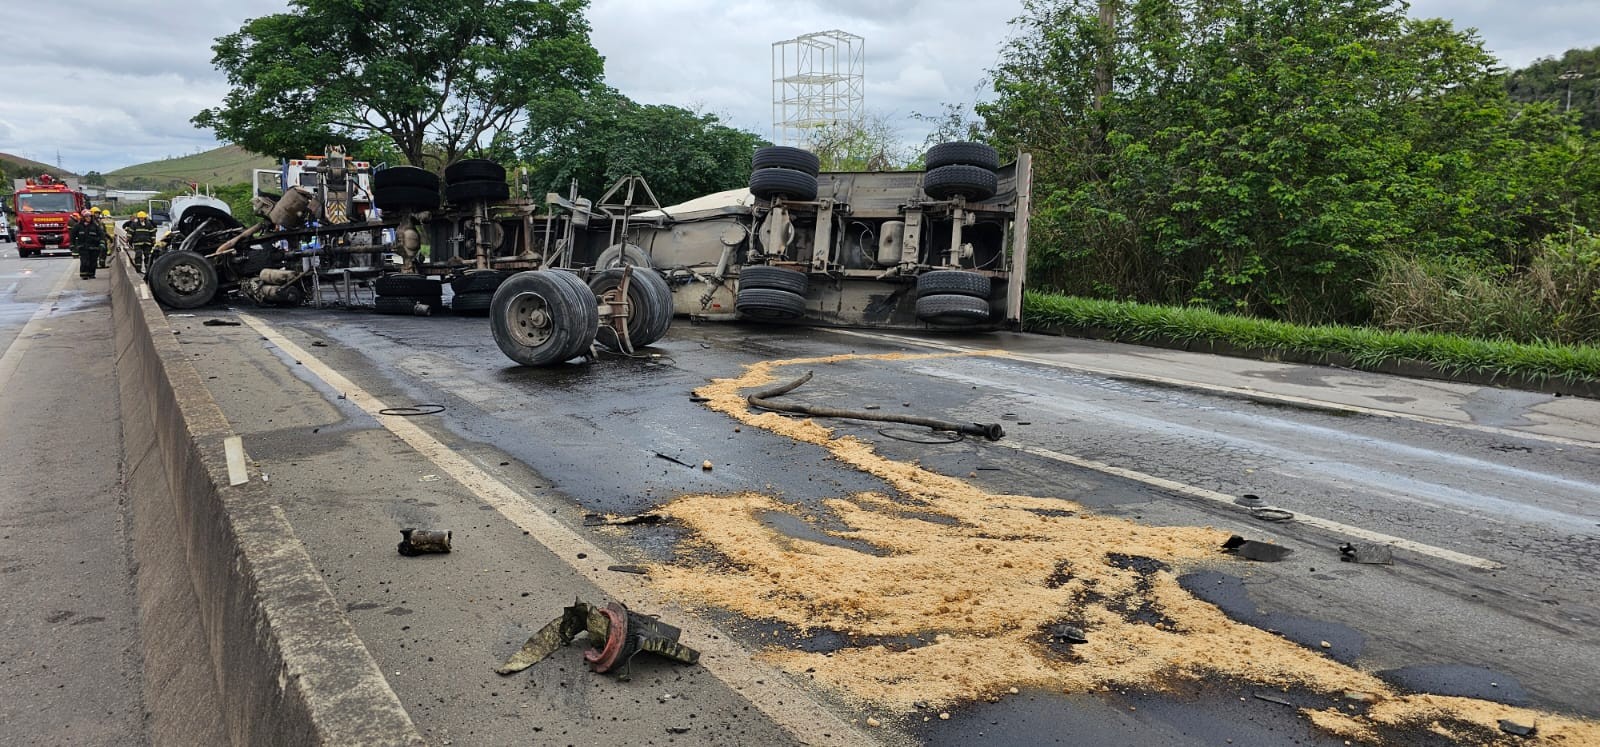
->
[1506,46,1600,132]
[520,87,766,206]
[802,113,915,171]
[981,0,1587,323]
[194,0,604,168]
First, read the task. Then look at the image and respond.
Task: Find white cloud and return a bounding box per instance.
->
[1,0,1596,174]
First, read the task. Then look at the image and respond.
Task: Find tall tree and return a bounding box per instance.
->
[194,0,604,167]
[520,88,765,206]
[1506,46,1600,132]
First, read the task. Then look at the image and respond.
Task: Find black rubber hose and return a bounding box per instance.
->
[746,371,1005,441]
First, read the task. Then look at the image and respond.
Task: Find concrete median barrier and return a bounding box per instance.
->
[110,255,424,746]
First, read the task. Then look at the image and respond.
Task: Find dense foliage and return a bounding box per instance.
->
[519,88,766,207]
[195,0,603,167]
[1507,46,1600,133]
[982,0,1600,329]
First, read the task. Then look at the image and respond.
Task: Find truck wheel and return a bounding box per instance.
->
[737,265,808,295]
[924,142,1000,171]
[374,185,441,212]
[451,291,493,315]
[594,243,652,269]
[444,159,508,184]
[916,270,991,299]
[373,166,440,191]
[445,179,510,204]
[749,168,819,202]
[148,251,219,309]
[450,269,511,295]
[922,165,998,201]
[589,268,674,348]
[752,146,820,176]
[490,271,599,366]
[735,287,806,321]
[916,293,990,325]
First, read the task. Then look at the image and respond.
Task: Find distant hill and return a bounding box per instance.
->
[0,152,76,187]
[1507,46,1600,132]
[104,145,277,190]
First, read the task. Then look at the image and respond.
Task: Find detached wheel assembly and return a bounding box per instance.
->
[916,293,991,326]
[147,251,219,309]
[490,270,599,366]
[737,265,809,295]
[736,287,806,322]
[589,267,674,348]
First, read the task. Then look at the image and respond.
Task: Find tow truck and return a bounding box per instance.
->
[142,143,1031,366]
[9,174,88,258]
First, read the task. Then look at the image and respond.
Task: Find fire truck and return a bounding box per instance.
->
[9,174,88,258]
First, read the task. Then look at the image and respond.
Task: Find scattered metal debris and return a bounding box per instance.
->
[1222,535,1293,562]
[202,318,241,327]
[608,565,650,575]
[397,528,452,556]
[1499,719,1538,737]
[1253,693,1295,707]
[583,513,663,527]
[1047,624,1088,645]
[1339,542,1394,565]
[378,404,446,416]
[496,600,700,678]
[748,371,1006,441]
[1249,507,1295,522]
[654,452,693,467]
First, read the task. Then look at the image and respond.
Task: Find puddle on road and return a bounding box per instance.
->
[647,351,1600,744]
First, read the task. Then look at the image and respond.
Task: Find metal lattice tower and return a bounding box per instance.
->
[772,30,865,147]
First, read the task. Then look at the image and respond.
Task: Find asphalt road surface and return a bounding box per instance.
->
[165,292,1597,746]
[6,233,1598,745]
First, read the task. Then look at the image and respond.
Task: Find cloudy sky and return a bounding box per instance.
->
[1,0,1597,175]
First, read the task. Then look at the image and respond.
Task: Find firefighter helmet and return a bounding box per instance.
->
[136,211,148,219]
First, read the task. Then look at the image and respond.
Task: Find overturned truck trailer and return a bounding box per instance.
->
[141,143,1030,366]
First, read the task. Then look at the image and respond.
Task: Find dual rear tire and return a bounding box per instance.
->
[489,270,599,366]
[736,265,809,322]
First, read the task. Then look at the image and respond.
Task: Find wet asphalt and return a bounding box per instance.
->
[174,298,1599,746]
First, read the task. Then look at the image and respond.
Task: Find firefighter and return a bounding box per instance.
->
[126,210,158,272]
[94,207,116,268]
[73,209,105,278]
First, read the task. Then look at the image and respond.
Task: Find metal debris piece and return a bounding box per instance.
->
[1222,535,1293,562]
[1338,542,1394,565]
[1048,624,1088,645]
[583,513,663,527]
[748,371,1006,441]
[1499,719,1537,737]
[608,565,650,575]
[1249,507,1295,522]
[1253,693,1294,707]
[202,318,241,326]
[397,528,452,556]
[496,600,699,678]
[655,452,693,467]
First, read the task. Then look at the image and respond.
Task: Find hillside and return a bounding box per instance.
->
[1507,45,1600,132]
[104,145,276,190]
[0,152,75,184]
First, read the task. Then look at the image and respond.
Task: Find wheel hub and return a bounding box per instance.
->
[169,264,203,294]
[507,292,555,347]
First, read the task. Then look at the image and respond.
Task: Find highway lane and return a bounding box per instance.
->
[176,300,1600,745]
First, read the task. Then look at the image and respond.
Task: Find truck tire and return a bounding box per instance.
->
[735,287,806,321]
[374,273,439,297]
[373,166,439,191]
[490,270,599,366]
[148,251,219,309]
[749,168,818,202]
[923,165,998,201]
[450,291,493,315]
[375,295,432,315]
[916,270,991,299]
[444,159,507,184]
[752,146,820,176]
[589,268,674,348]
[374,185,441,212]
[594,243,652,269]
[445,179,510,204]
[924,142,1000,171]
[451,269,511,295]
[916,293,990,325]
[737,265,808,295]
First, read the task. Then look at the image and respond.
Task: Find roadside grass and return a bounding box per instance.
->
[1023,291,1600,384]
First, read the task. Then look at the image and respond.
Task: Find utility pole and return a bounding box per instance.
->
[1092,0,1119,159]
[1559,70,1584,114]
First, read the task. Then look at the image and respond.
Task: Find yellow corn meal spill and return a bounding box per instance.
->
[648,352,1600,743]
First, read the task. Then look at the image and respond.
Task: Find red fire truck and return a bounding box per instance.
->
[10,174,87,258]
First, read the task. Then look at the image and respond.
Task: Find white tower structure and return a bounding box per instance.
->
[771,30,865,147]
